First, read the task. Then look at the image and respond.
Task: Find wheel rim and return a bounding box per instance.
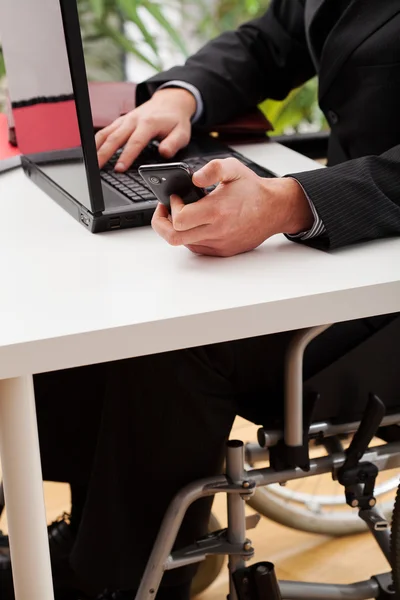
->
[245,436,399,536]
[248,485,396,536]
[265,476,399,507]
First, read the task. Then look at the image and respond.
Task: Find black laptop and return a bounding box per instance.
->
[2,0,275,233]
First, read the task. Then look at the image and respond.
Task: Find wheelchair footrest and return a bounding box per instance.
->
[233,562,282,600]
[166,529,254,571]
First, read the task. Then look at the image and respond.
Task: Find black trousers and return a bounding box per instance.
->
[32,315,394,591]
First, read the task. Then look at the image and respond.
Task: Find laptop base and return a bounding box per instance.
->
[22,156,154,232]
[22,136,275,233]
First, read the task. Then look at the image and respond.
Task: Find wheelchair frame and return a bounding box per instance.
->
[135,324,400,600]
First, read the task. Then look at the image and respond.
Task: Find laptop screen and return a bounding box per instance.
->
[0,0,103,212]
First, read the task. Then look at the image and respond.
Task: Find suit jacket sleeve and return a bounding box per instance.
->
[136,0,315,127]
[289,144,400,249]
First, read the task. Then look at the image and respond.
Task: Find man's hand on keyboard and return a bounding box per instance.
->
[152,158,313,257]
[95,88,196,171]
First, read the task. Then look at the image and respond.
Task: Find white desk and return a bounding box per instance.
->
[0,141,400,600]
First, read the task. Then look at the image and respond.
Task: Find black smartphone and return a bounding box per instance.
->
[138,162,206,210]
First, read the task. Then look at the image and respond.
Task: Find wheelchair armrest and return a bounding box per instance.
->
[284,324,332,448]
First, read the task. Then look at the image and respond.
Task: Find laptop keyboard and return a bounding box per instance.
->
[100,144,273,203]
[100,170,155,202]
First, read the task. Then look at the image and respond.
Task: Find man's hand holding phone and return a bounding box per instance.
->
[152,158,314,257]
[95,87,313,259]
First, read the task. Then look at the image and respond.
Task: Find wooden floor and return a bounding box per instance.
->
[0,417,392,599]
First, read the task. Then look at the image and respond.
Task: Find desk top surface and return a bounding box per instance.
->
[0,141,399,378]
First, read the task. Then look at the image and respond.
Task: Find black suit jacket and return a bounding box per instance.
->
[137,0,400,249]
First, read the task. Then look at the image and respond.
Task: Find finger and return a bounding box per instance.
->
[153,199,212,246]
[170,194,186,224]
[151,207,184,246]
[179,226,215,246]
[115,122,158,171]
[158,124,191,158]
[97,118,137,168]
[95,116,124,151]
[171,194,216,232]
[152,202,176,241]
[185,244,222,257]
[192,157,242,188]
[152,202,169,221]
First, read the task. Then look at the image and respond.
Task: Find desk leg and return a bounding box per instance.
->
[0,376,54,600]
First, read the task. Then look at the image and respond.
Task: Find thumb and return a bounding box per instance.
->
[192,157,241,188]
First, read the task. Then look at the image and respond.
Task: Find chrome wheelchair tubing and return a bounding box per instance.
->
[226,441,247,600]
[256,412,400,452]
[358,506,391,564]
[135,441,400,600]
[135,473,254,600]
[279,578,379,599]
[249,441,400,487]
[284,324,332,447]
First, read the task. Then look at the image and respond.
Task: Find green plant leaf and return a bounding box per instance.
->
[259,78,322,135]
[245,0,261,16]
[87,0,106,20]
[116,0,158,58]
[99,21,161,71]
[142,1,188,57]
[0,47,5,79]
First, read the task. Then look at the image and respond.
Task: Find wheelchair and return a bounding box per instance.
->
[135,314,400,600]
[0,321,399,598]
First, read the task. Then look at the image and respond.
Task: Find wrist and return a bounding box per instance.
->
[153,87,197,120]
[271,177,314,235]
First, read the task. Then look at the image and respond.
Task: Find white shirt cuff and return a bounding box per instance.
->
[157,81,204,124]
[285,178,326,240]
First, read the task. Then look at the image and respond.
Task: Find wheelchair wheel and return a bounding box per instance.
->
[391,482,400,596]
[191,513,224,597]
[246,438,399,536]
